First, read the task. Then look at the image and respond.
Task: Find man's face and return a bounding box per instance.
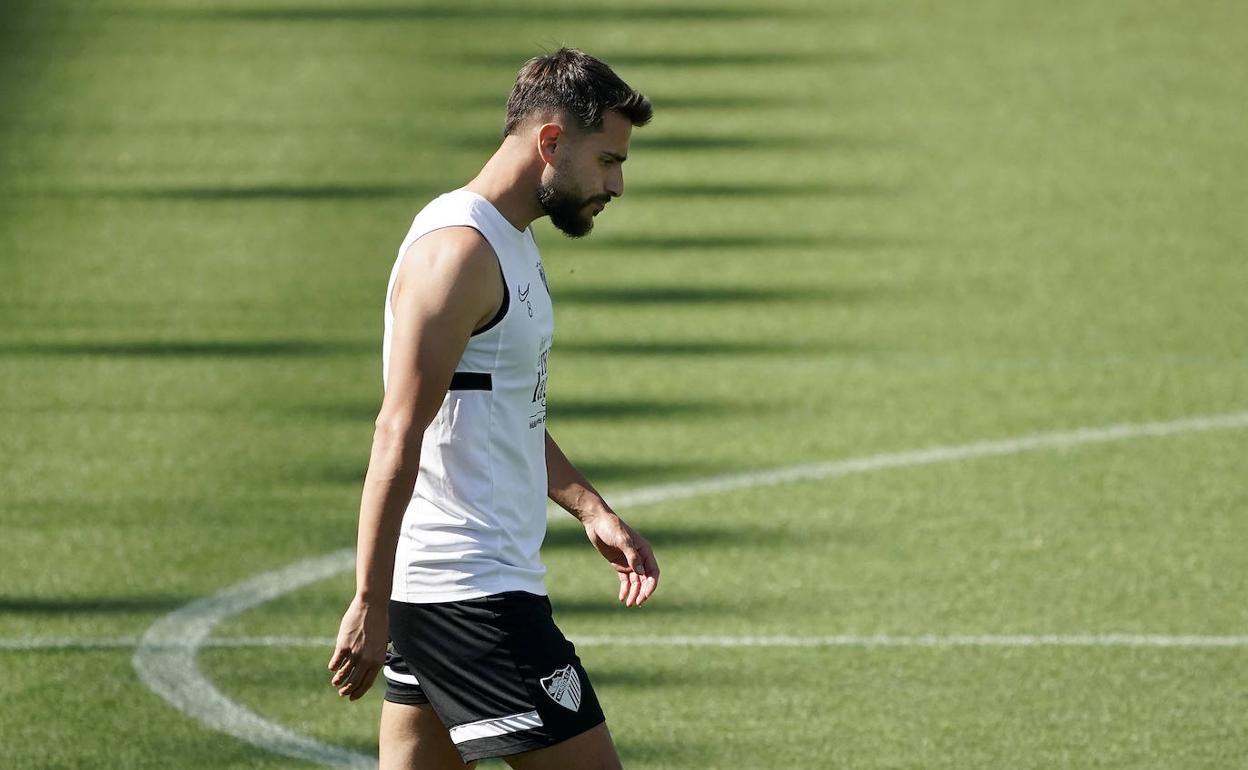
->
[537,110,632,238]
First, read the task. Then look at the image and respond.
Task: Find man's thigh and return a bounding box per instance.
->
[503,722,621,770]
[380,700,477,770]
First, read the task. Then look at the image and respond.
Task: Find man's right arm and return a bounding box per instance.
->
[328,226,502,701]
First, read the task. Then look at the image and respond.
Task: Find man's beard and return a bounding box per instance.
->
[537,179,603,238]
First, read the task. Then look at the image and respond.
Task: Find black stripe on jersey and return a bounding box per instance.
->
[449,372,493,391]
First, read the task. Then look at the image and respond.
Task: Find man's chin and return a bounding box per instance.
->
[553,216,593,238]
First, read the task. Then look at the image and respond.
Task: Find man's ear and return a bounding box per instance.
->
[537,122,563,166]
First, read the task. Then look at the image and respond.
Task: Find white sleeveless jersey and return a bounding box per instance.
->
[382,189,554,603]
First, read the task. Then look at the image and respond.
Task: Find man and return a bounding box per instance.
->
[328,48,660,770]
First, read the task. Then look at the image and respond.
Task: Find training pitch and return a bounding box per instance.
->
[2,1,1247,768]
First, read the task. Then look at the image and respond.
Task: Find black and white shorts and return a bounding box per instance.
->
[383,591,606,763]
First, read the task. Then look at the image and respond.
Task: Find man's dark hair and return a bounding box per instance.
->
[503,47,652,137]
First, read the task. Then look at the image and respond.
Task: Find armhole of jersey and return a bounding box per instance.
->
[389,224,509,337]
[472,259,509,337]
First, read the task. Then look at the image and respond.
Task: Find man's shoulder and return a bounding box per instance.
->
[398,226,495,288]
[411,188,480,227]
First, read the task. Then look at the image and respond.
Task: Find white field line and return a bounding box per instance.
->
[122,409,1248,769]
[132,550,374,770]
[8,633,1248,652]
[602,410,1248,509]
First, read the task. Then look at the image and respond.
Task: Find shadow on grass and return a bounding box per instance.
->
[292,396,726,424]
[311,457,716,488]
[289,402,380,423]
[589,234,820,250]
[635,181,898,199]
[0,1,44,132]
[146,5,812,23]
[79,183,443,202]
[552,285,826,306]
[2,337,854,360]
[466,50,870,69]
[453,92,800,111]
[448,132,844,152]
[555,339,854,357]
[544,524,788,551]
[630,134,837,151]
[53,179,894,204]
[578,232,897,253]
[550,397,724,420]
[0,340,374,358]
[311,460,368,486]
[0,595,192,614]
[554,284,892,306]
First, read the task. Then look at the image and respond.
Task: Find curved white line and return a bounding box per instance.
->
[133,409,1248,768]
[133,550,370,769]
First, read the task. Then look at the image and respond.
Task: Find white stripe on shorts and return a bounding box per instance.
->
[383,665,420,686]
[449,710,544,744]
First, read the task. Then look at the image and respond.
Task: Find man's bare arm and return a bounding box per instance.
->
[545,430,660,607]
[545,430,612,522]
[328,227,502,700]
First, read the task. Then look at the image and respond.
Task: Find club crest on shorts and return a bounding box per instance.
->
[540,664,582,712]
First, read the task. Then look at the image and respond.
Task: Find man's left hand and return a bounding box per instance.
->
[582,511,659,607]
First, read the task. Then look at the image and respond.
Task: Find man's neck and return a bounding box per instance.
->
[464,141,544,233]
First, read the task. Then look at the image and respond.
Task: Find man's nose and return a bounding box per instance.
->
[606,170,624,198]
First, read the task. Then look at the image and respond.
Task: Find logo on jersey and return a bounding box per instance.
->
[535,261,549,293]
[540,664,582,712]
[529,338,550,429]
[518,282,533,317]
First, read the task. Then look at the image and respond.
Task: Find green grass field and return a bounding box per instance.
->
[3,1,1248,768]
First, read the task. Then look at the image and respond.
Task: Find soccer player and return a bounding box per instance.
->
[327,48,660,770]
